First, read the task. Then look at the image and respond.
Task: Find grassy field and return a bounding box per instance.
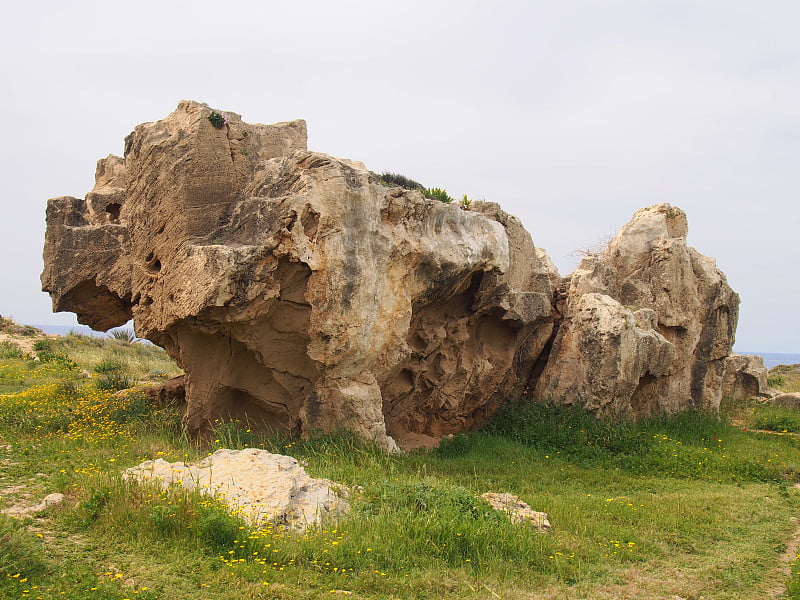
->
[1,332,800,599]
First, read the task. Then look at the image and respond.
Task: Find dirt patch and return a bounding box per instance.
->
[0,331,52,355]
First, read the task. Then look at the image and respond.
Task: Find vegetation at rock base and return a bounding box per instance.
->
[1,334,800,598]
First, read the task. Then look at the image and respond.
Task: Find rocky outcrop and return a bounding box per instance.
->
[721,354,773,401]
[534,204,740,418]
[123,449,348,530]
[42,101,557,451]
[42,102,769,448]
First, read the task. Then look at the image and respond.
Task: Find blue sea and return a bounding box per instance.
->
[33,323,104,337]
[737,352,800,370]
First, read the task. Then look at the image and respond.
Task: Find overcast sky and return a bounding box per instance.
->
[0,0,797,352]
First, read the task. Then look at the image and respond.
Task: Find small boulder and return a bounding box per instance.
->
[2,492,64,517]
[123,448,348,530]
[479,492,551,531]
[771,393,800,411]
[139,375,186,407]
[721,354,772,401]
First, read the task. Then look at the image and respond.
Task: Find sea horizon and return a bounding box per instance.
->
[736,352,800,370]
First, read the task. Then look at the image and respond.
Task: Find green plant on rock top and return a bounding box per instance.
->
[208,111,227,129]
[423,187,454,203]
[768,374,786,388]
[377,171,425,191]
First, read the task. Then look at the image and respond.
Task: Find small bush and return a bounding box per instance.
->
[210,419,263,449]
[753,407,800,433]
[486,400,652,456]
[0,341,24,359]
[363,481,501,521]
[78,487,112,524]
[109,328,137,344]
[108,391,151,423]
[208,111,227,129]
[378,171,425,191]
[37,351,77,370]
[76,478,247,557]
[196,505,243,553]
[93,359,132,391]
[434,433,474,458]
[768,375,786,388]
[33,339,51,352]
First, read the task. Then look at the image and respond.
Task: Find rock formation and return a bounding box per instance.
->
[535,204,742,418]
[720,354,773,402]
[42,101,557,451]
[42,101,767,449]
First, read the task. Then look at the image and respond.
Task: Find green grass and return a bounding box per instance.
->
[770,364,800,394]
[2,346,800,598]
[0,340,25,359]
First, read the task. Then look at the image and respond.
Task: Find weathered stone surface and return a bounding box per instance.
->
[42,101,557,451]
[535,204,741,418]
[721,354,772,401]
[479,492,551,531]
[534,293,674,418]
[123,449,348,530]
[139,375,186,406]
[2,493,64,517]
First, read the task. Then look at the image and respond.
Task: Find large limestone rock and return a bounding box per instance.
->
[721,354,773,401]
[123,449,347,530]
[42,101,557,450]
[42,102,762,444]
[534,204,741,418]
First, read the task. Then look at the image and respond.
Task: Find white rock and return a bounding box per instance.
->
[2,492,64,517]
[123,448,348,530]
[479,492,551,531]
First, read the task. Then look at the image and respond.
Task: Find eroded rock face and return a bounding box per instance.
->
[42,101,557,451]
[534,204,740,418]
